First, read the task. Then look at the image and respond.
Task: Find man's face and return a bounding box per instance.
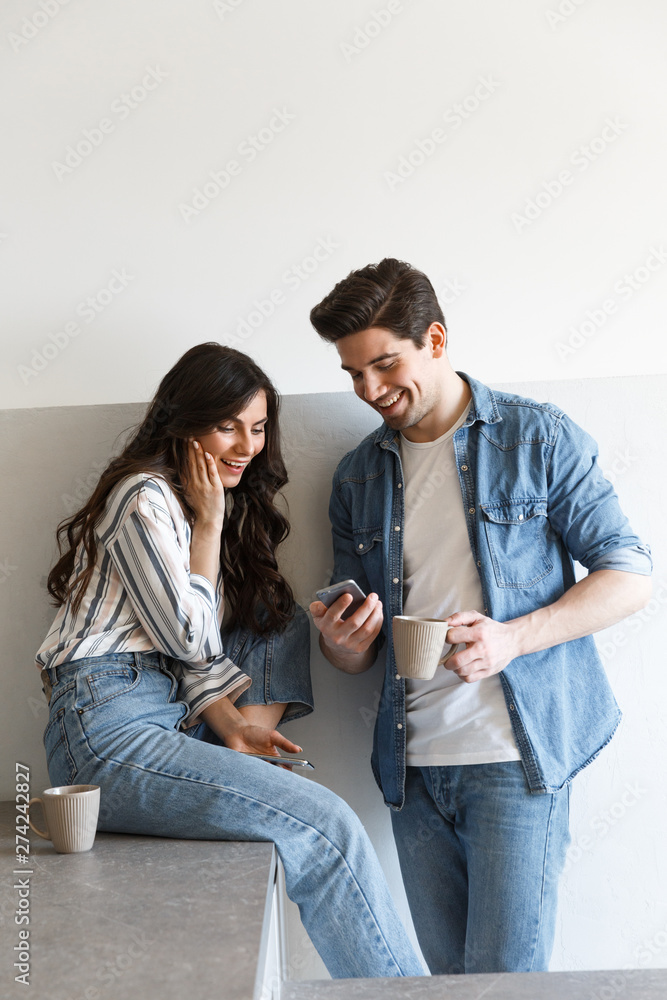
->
[336,326,443,431]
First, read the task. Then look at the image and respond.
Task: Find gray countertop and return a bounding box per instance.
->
[285,968,667,999]
[1,801,275,1000]
[5,800,667,1000]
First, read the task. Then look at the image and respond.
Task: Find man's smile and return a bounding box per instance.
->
[377,390,404,409]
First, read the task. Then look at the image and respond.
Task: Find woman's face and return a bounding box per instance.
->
[195,390,268,487]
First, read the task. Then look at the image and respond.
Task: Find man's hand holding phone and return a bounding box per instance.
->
[310,579,383,674]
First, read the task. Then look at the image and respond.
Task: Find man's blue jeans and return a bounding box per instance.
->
[391,762,570,974]
[42,610,423,979]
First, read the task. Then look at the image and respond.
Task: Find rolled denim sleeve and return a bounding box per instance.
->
[547,414,651,572]
[587,543,652,575]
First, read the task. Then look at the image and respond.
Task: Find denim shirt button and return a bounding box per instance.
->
[397,483,402,488]
[395,674,401,680]
[393,577,399,584]
[358,543,364,549]
[394,525,401,531]
[461,464,468,471]
[509,704,516,711]
[397,723,403,729]
[468,507,475,515]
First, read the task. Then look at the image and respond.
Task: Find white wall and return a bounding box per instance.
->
[1,0,666,409]
[1,0,666,981]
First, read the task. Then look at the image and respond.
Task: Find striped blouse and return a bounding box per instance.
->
[36,474,251,724]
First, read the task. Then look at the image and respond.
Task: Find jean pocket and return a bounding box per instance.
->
[84,664,141,710]
[481,499,554,588]
[43,708,77,785]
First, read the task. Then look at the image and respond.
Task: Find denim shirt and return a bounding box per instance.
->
[328,374,652,807]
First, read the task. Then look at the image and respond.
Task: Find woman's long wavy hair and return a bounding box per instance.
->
[47,343,295,634]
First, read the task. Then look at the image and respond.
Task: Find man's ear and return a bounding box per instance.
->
[427,322,447,358]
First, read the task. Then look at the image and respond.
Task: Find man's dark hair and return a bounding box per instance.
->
[310,257,446,348]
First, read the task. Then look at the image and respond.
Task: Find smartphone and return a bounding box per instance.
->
[315,579,367,620]
[243,752,314,770]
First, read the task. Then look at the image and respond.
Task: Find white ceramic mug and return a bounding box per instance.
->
[393,616,463,680]
[29,785,100,853]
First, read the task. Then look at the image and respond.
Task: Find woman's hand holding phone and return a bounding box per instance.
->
[200,696,303,768]
[223,722,302,758]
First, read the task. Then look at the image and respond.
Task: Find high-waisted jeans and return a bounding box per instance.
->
[42,611,423,979]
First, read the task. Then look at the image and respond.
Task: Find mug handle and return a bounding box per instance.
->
[439,623,466,665]
[440,644,460,665]
[28,797,50,840]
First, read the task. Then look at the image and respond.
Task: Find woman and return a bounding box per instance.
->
[36,343,423,980]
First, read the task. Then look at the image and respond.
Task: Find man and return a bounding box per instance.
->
[308,258,652,975]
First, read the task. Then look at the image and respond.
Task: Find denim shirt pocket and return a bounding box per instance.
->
[352,525,384,593]
[480,499,553,588]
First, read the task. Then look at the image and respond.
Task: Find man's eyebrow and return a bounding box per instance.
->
[340,352,400,372]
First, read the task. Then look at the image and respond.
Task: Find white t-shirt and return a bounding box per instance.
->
[400,405,521,766]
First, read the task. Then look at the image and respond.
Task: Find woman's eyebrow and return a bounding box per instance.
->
[224,415,269,426]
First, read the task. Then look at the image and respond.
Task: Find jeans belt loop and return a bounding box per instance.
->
[40,668,53,705]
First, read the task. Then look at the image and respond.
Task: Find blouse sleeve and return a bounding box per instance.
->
[97,476,251,715]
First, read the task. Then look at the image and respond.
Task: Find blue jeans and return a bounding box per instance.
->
[390,762,570,974]
[42,613,423,980]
